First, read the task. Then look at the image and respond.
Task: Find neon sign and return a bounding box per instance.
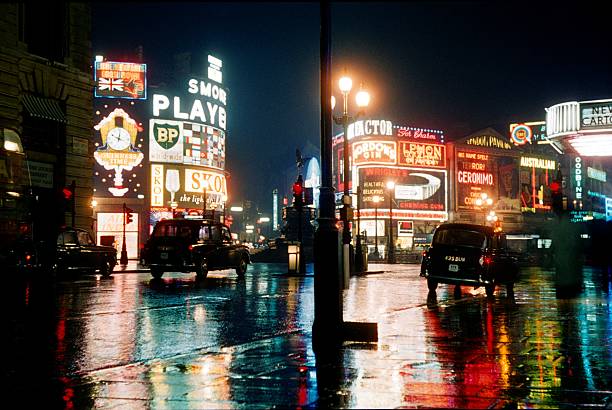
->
[397,141,445,168]
[520,157,556,170]
[465,135,513,150]
[352,140,396,165]
[581,101,612,129]
[575,156,583,199]
[396,126,443,143]
[347,119,393,140]
[94,61,146,100]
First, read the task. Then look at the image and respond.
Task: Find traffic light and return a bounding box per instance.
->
[292,175,304,211]
[550,179,564,216]
[124,205,134,225]
[62,180,76,226]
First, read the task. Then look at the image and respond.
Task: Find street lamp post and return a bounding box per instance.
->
[372,195,381,259]
[202,180,209,219]
[354,185,364,272]
[332,74,370,281]
[387,180,395,264]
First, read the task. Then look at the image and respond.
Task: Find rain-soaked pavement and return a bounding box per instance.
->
[4,262,612,409]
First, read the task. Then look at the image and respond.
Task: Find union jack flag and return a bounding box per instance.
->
[98,77,124,91]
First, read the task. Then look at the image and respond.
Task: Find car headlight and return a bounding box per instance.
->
[479,256,484,266]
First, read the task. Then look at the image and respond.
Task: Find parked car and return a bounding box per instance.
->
[7,228,117,277]
[420,223,519,297]
[140,218,251,280]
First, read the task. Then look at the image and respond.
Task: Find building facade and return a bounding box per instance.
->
[0,3,94,248]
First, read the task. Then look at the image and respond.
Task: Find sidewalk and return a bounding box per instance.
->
[114,259,149,273]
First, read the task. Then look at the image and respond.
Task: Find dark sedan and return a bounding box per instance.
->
[420,223,519,297]
[141,218,251,280]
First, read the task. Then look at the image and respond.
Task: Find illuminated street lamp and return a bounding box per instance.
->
[332,73,370,280]
[475,192,495,225]
[386,180,396,264]
[372,195,381,259]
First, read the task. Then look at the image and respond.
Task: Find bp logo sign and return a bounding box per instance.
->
[149,119,184,163]
[153,122,181,149]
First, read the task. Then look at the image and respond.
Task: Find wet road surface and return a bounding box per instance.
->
[5,263,612,408]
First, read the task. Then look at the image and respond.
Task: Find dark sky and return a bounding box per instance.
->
[92,1,611,212]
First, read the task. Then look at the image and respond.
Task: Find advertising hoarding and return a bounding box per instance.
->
[519,155,556,213]
[149,119,225,170]
[94,61,147,100]
[456,151,520,211]
[96,212,139,259]
[358,167,447,219]
[150,163,227,210]
[397,141,445,168]
[580,101,612,129]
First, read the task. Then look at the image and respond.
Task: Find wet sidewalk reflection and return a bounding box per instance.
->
[4,263,611,408]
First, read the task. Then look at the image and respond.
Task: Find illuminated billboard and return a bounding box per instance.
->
[149,119,225,170]
[93,107,145,197]
[358,167,447,220]
[519,155,556,213]
[395,126,444,143]
[456,151,520,211]
[509,121,548,146]
[352,140,396,166]
[94,61,147,100]
[397,141,446,168]
[150,163,227,210]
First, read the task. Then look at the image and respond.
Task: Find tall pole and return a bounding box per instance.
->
[387,188,395,264]
[374,201,379,258]
[354,185,363,272]
[313,0,343,349]
[341,109,352,282]
[120,202,128,265]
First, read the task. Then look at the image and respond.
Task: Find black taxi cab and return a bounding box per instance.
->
[420,223,519,297]
[140,218,251,280]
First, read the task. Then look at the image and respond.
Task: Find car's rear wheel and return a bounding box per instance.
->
[196,259,208,280]
[485,283,495,297]
[235,256,248,277]
[427,278,438,292]
[151,268,164,279]
[100,260,113,277]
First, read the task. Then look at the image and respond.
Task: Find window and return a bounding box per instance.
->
[22,3,66,62]
[211,225,222,241]
[61,232,78,245]
[77,231,94,246]
[222,227,231,242]
[433,228,487,249]
[198,225,211,241]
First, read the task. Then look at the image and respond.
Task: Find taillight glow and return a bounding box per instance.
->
[188,245,193,251]
[484,256,492,265]
[25,254,31,261]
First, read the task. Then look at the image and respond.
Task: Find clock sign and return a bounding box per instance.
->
[94,108,144,197]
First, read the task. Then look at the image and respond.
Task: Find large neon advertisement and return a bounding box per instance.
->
[149,119,225,170]
[456,151,520,211]
[358,167,447,220]
[94,61,147,100]
[150,163,227,211]
[93,107,145,197]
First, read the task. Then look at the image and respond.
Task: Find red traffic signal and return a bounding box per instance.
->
[292,181,303,196]
[62,187,73,200]
[124,205,134,225]
[549,181,561,194]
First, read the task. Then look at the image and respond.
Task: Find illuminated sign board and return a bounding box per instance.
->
[96,212,138,259]
[94,108,144,197]
[456,151,519,211]
[509,122,547,145]
[397,141,445,168]
[519,156,556,213]
[520,157,556,170]
[575,156,583,199]
[587,167,606,182]
[94,61,146,100]
[465,135,513,150]
[150,164,227,210]
[395,126,444,143]
[358,167,447,219]
[347,119,393,140]
[152,80,227,131]
[580,101,612,129]
[149,119,225,170]
[352,140,396,165]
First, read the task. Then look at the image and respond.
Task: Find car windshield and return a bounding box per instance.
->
[152,222,197,239]
[433,228,487,249]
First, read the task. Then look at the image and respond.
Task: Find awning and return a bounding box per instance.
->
[22,94,66,123]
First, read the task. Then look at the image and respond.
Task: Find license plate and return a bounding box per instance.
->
[448,264,459,272]
[160,252,168,260]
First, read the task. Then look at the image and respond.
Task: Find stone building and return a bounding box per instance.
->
[0,3,93,245]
